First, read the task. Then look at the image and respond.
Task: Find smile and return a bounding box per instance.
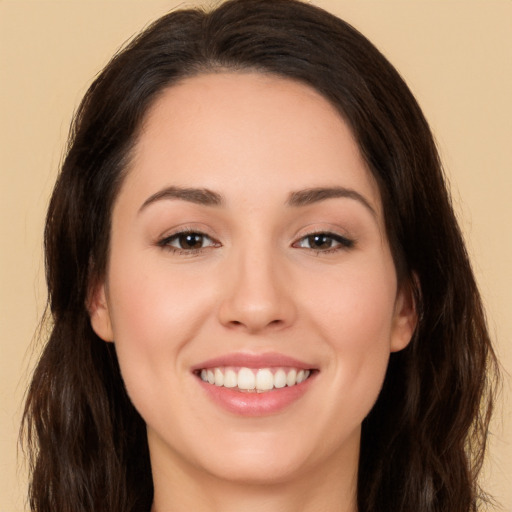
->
[198,367,312,392]
[193,353,317,415]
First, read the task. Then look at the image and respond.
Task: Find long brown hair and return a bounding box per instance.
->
[22,1,498,511]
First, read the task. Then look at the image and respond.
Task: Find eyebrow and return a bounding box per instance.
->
[138,185,375,216]
[286,187,376,216]
[139,186,223,213]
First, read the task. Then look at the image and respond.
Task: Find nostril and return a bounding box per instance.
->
[226,318,284,331]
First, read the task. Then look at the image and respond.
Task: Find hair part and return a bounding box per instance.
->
[22,1,498,511]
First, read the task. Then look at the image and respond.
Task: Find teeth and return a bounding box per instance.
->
[286,369,297,387]
[198,366,311,392]
[256,369,274,391]
[214,368,224,387]
[274,369,287,389]
[238,368,256,390]
[224,369,237,388]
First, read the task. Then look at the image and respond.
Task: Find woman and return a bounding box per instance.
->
[22,0,497,511]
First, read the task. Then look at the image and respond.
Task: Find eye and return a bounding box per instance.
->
[294,232,354,252]
[158,231,219,252]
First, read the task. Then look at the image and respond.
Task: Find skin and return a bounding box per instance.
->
[90,72,416,512]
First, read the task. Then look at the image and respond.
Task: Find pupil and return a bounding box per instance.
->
[309,234,331,249]
[180,233,203,249]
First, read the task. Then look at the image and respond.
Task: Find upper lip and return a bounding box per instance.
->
[192,352,314,371]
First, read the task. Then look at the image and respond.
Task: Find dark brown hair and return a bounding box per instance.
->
[22,1,498,511]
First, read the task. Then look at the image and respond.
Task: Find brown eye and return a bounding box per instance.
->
[306,234,333,250]
[177,233,205,249]
[159,231,217,251]
[294,232,354,251]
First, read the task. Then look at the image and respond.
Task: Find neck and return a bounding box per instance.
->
[149,436,359,512]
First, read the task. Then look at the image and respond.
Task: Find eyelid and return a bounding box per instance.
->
[156,226,221,253]
[156,223,215,241]
[292,229,355,251]
[160,232,216,247]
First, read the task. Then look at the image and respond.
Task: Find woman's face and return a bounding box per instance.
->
[91,73,415,488]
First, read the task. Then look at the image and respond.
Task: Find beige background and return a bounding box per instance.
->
[1,1,510,510]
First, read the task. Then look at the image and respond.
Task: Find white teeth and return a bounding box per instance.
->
[214,368,224,386]
[198,366,312,392]
[286,369,297,387]
[237,368,256,390]
[274,369,287,388]
[256,369,274,391]
[223,369,237,388]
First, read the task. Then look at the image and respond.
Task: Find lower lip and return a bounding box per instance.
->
[197,375,315,416]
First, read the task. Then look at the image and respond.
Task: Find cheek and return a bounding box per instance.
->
[104,253,216,393]
[107,251,213,341]
[310,255,397,345]
[104,263,215,431]
[305,254,397,403]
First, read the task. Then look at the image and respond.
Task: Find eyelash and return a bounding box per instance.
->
[157,230,355,255]
[292,231,355,254]
[157,230,220,256]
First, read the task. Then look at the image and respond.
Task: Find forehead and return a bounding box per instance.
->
[122,72,382,215]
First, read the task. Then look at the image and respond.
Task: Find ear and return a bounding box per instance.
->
[87,281,114,342]
[390,277,418,353]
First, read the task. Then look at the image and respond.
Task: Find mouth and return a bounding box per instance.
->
[195,366,313,393]
[192,353,317,415]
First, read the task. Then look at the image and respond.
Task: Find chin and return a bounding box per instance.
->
[203,453,310,486]
[189,428,345,486]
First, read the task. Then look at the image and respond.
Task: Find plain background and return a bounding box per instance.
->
[1,1,510,510]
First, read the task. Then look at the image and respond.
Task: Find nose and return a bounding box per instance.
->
[217,247,297,334]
